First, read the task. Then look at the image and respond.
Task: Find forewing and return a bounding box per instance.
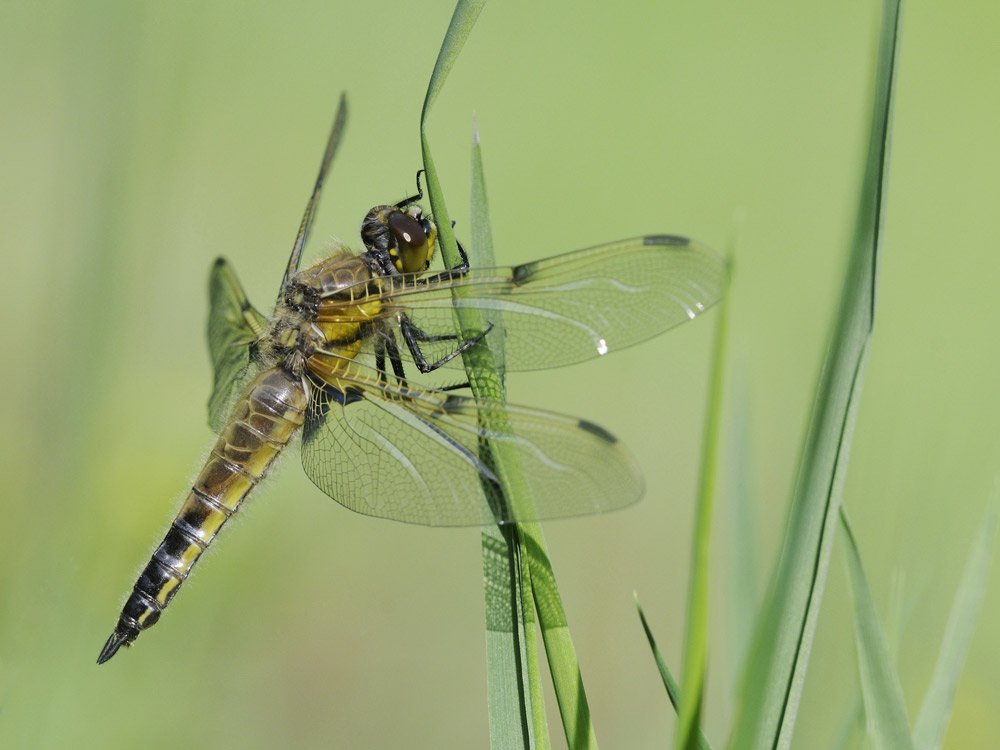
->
[299,365,643,526]
[314,235,725,372]
[279,93,348,298]
[207,258,268,431]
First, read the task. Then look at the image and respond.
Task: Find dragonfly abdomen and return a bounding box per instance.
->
[97,367,307,664]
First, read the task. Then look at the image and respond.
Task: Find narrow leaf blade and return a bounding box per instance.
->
[468,125,547,750]
[841,508,915,750]
[730,1,902,747]
[525,529,598,749]
[421,0,486,123]
[419,5,545,747]
[634,595,714,750]
[677,263,730,750]
[912,498,999,750]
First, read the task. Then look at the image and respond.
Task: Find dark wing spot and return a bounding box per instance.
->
[511,261,538,286]
[334,386,364,407]
[644,234,689,246]
[577,419,618,444]
[302,383,363,443]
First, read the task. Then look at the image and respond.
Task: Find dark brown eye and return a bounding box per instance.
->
[388,211,427,251]
[387,210,431,272]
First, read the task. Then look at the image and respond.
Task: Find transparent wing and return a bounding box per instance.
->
[278,93,348,298]
[299,363,644,526]
[206,257,269,431]
[315,234,725,371]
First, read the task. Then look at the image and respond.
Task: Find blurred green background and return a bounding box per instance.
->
[2,1,998,747]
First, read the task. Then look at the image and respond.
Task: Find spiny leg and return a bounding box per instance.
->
[399,314,494,373]
[374,333,410,385]
[394,169,425,209]
[385,334,409,384]
[437,381,473,392]
[419,237,471,287]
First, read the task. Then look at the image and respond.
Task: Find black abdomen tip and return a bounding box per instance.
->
[96,625,138,665]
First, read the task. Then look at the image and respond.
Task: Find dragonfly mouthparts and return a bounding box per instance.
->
[97,627,134,665]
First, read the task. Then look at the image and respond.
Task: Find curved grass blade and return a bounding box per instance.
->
[832,568,909,750]
[526,529,597,749]
[483,527,541,749]
[676,260,730,750]
[420,7,548,739]
[420,0,487,272]
[912,497,998,750]
[730,1,902,747]
[634,595,713,750]
[468,122,547,749]
[421,7,598,746]
[421,0,486,125]
[840,508,914,750]
[469,119,597,750]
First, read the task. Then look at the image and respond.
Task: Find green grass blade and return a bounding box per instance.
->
[467,121,547,749]
[730,1,902,748]
[525,529,598,749]
[421,0,486,125]
[676,265,730,750]
[483,527,540,749]
[726,374,758,688]
[831,569,906,750]
[471,121,596,749]
[840,508,914,750]
[912,497,998,750]
[420,0,486,270]
[422,7,599,746]
[420,4,546,747]
[634,595,714,750]
[830,701,864,750]
[470,127,550,749]
[518,551,549,750]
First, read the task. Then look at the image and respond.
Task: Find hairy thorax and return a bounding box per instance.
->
[267,250,381,379]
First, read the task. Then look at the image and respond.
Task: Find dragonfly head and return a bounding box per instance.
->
[361,204,437,274]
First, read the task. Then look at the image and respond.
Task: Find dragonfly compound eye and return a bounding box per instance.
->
[388,210,431,273]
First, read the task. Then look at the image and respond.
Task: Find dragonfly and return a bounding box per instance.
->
[97,94,725,664]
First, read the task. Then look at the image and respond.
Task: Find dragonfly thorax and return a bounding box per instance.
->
[268,251,385,379]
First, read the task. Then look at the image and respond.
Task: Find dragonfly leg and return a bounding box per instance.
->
[437,381,473,392]
[394,169,425,208]
[374,333,409,383]
[374,337,386,379]
[399,314,493,373]
[417,237,470,288]
[384,334,409,382]
[449,234,470,271]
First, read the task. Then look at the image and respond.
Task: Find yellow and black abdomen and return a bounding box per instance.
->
[98,367,307,663]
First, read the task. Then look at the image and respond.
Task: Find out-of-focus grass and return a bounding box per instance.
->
[1,2,998,748]
[732,0,899,746]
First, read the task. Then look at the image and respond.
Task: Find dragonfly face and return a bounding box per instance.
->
[360,202,438,274]
[98,94,725,664]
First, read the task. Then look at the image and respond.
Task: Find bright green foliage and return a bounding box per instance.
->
[730,1,902,747]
